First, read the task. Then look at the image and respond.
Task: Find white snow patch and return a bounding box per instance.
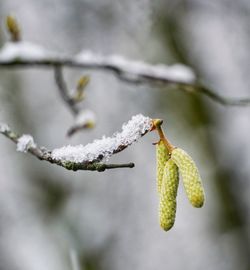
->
[75,50,196,83]
[0,41,54,61]
[52,114,152,163]
[75,50,104,66]
[0,123,10,133]
[74,110,96,126]
[16,134,36,153]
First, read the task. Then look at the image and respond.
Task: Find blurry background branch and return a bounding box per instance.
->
[1,15,95,137]
[54,66,80,115]
[1,44,250,107]
[1,15,250,109]
[53,66,95,136]
[178,84,250,106]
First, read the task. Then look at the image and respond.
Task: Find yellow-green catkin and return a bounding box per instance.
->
[159,159,179,231]
[171,148,205,208]
[156,140,169,194]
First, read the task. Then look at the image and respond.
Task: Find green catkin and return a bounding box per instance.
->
[159,159,179,231]
[171,148,205,208]
[156,140,169,194]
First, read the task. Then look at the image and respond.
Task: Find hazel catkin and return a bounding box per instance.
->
[171,148,205,208]
[156,140,169,194]
[159,159,179,231]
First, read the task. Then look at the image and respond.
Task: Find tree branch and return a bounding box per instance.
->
[1,42,250,107]
[0,114,152,172]
[0,42,196,85]
[0,124,134,172]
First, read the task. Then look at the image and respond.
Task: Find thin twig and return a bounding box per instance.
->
[54,66,95,136]
[177,84,250,106]
[54,65,79,115]
[193,85,250,106]
[0,125,135,172]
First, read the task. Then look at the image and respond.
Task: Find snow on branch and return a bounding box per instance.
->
[74,50,196,84]
[0,114,152,172]
[0,41,55,61]
[16,134,36,152]
[0,41,195,84]
[52,114,152,163]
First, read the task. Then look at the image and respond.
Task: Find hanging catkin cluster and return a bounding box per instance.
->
[154,120,205,231]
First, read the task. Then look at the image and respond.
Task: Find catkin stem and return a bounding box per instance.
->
[155,125,174,153]
[151,119,175,152]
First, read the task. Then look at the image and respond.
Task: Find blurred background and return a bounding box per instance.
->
[1,0,250,269]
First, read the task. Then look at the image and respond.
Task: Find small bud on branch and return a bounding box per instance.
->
[6,15,21,42]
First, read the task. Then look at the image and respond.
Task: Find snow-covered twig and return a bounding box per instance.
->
[0,124,134,171]
[1,42,250,106]
[0,42,196,84]
[0,114,152,172]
